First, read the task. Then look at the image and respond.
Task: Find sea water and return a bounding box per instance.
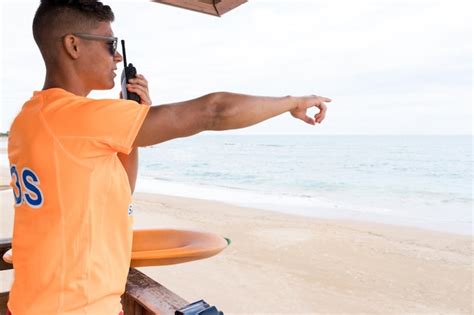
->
[1,135,471,234]
[136,135,473,235]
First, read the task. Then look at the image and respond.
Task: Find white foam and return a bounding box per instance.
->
[135,176,332,211]
[135,176,472,235]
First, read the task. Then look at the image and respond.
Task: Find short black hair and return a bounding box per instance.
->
[33,0,115,49]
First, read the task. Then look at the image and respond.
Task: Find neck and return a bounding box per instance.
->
[43,62,91,97]
[43,75,91,97]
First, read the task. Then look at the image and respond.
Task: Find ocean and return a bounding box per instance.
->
[135,135,473,235]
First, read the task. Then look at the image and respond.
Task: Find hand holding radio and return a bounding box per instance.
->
[121,74,152,106]
[121,39,149,104]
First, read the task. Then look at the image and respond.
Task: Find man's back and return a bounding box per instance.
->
[8,88,148,314]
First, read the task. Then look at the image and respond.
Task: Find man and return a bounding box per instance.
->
[7,0,331,314]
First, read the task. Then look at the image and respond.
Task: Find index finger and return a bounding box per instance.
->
[318,96,332,102]
[137,74,147,81]
[130,76,148,87]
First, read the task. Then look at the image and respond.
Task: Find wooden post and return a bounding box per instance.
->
[121,268,189,315]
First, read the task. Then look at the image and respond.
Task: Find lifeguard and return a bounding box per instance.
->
[7,0,330,314]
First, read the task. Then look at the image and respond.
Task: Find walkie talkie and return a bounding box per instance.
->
[121,39,141,103]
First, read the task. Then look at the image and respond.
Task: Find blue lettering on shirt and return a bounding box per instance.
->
[10,165,22,206]
[22,168,44,208]
[9,165,44,209]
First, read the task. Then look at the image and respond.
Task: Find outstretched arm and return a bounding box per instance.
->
[133,92,331,147]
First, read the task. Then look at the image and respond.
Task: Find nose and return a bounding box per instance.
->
[114,51,123,63]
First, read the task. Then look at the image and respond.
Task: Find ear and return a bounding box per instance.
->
[62,34,80,59]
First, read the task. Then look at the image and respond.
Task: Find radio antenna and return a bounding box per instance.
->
[121,40,128,66]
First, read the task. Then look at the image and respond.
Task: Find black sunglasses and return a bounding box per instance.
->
[71,33,118,56]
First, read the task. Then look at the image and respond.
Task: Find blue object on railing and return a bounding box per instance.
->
[175,299,223,315]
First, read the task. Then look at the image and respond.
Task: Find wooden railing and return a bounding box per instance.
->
[0,239,188,315]
[122,268,188,314]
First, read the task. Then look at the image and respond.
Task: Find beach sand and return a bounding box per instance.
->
[130,193,473,314]
[0,160,472,314]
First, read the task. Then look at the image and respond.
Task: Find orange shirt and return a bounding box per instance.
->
[7,88,149,314]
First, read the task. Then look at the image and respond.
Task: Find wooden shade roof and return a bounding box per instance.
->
[151,0,247,17]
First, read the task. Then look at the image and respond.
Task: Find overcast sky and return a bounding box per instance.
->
[0,0,472,135]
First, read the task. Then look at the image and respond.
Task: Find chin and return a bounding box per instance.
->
[96,81,115,90]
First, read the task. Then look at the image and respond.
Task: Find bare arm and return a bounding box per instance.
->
[133,92,331,147]
[118,147,138,194]
[119,74,331,189]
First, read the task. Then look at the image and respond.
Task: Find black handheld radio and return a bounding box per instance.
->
[121,40,141,103]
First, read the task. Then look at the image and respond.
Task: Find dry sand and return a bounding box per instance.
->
[130,193,473,314]
[0,158,472,314]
